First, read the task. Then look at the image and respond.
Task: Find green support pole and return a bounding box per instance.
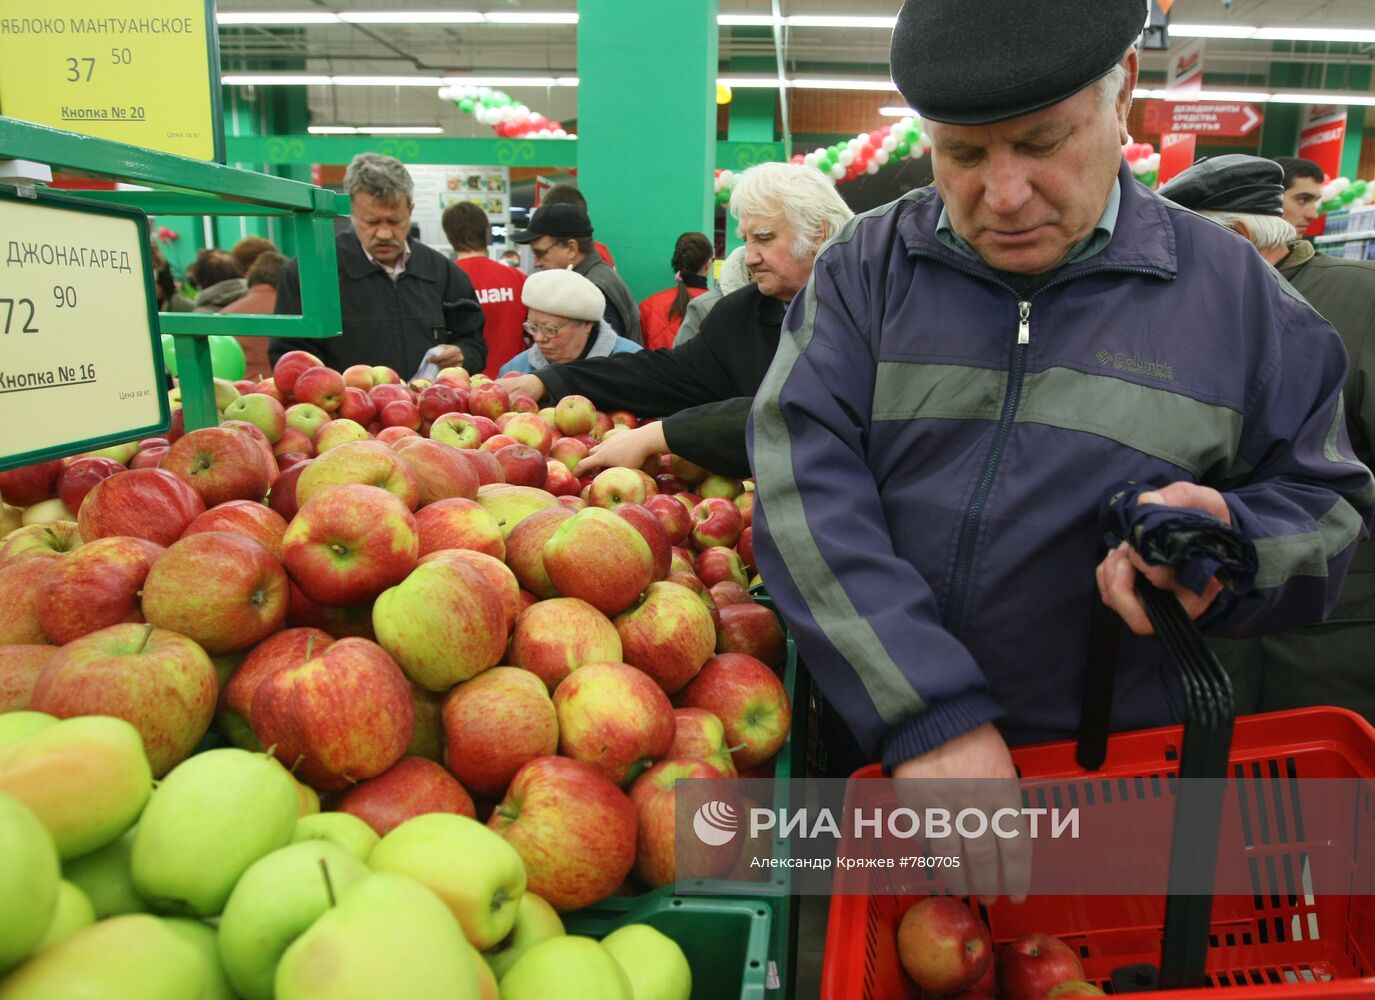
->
[576,0,718,301]
[1259,47,1303,159]
[723,55,778,257]
[173,335,218,430]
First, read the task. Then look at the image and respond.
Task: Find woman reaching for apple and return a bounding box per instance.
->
[500,162,855,480]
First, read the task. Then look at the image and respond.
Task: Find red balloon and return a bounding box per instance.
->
[844,166,859,181]
[869,129,886,145]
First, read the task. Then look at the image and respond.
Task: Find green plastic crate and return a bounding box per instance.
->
[569,895,772,1000]
[567,595,807,996]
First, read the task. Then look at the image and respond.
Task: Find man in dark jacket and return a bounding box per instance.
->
[511,203,642,345]
[1162,154,1375,719]
[270,153,487,378]
[748,0,1373,880]
[499,163,853,477]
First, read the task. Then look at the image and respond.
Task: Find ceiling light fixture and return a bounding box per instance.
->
[879,106,917,117]
[1169,23,1375,43]
[217,11,340,24]
[340,11,484,24]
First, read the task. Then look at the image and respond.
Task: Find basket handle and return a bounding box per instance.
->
[1077,575,1236,991]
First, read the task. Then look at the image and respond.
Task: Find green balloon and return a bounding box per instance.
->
[907,127,922,146]
[457,98,475,113]
[158,334,244,380]
[209,336,245,380]
[1351,180,1369,198]
[1340,186,1358,203]
[1321,198,1344,214]
[895,141,911,158]
[160,333,178,376]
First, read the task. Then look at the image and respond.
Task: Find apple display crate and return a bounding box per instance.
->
[574,895,773,1000]
[567,606,807,998]
[821,707,1375,1000]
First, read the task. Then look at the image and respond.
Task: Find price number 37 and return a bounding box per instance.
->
[65,48,132,82]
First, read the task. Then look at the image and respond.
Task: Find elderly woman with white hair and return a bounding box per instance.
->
[498,268,641,376]
[500,161,854,478]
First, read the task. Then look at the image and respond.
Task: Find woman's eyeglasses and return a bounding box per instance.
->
[523,319,574,341]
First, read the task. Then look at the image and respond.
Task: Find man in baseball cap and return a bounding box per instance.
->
[749,0,1372,900]
[511,203,642,344]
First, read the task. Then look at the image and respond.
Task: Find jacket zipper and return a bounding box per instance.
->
[944,298,1031,634]
[907,249,1172,635]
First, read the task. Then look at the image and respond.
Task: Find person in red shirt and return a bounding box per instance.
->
[540,183,617,267]
[442,201,526,377]
[638,232,713,351]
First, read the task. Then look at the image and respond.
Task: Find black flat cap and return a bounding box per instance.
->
[891,0,1147,125]
[511,203,593,244]
[1156,155,1285,216]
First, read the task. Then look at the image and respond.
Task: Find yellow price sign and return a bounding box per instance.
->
[0,0,222,162]
[0,189,169,471]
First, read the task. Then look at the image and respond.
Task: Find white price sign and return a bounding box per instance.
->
[0,188,168,471]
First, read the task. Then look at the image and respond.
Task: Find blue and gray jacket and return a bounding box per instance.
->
[748,161,1375,769]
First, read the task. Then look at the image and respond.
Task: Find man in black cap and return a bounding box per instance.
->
[1163,154,1375,722]
[748,0,1372,895]
[511,203,642,344]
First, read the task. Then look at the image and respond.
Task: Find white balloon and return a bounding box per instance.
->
[838,150,854,166]
[874,148,890,166]
[803,152,819,167]
[865,159,880,175]
[881,135,897,152]
[500,106,518,122]
[515,104,530,117]
[814,147,828,160]
[719,169,735,184]
[830,163,846,179]
[847,138,862,153]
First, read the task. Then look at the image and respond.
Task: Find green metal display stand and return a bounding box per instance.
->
[0,117,341,432]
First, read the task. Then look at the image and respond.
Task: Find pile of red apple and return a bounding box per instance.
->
[0,348,793,920]
[896,897,1104,999]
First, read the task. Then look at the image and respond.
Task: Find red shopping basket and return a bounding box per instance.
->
[822,707,1375,999]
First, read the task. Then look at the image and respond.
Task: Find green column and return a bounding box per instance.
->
[1338,67,1370,180]
[576,0,718,301]
[722,53,778,256]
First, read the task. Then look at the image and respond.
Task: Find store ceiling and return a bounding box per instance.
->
[213,0,1375,136]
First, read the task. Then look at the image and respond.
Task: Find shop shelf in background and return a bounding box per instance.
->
[822,707,1375,1000]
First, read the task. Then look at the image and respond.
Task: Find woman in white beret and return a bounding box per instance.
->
[498,268,641,375]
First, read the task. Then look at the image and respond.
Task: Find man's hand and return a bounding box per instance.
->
[1096,481,1231,636]
[501,374,546,402]
[429,344,464,368]
[892,723,1028,904]
[575,423,667,477]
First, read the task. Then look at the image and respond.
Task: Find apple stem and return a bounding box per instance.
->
[726,743,749,754]
[136,622,156,654]
[319,859,337,908]
[305,636,318,661]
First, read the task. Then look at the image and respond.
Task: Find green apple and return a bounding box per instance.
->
[284,402,330,440]
[132,748,300,916]
[63,827,147,917]
[275,873,479,1000]
[499,935,632,1000]
[81,442,140,465]
[291,812,380,862]
[601,924,692,1000]
[219,840,371,1000]
[20,497,77,525]
[0,714,153,859]
[0,790,59,972]
[224,394,287,444]
[162,917,237,1000]
[475,483,560,541]
[482,892,564,981]
[0,914,204,1000]
[0,711,56,748]
[213,377,242,413]
[33,880,94,953]
[368,813,526,950]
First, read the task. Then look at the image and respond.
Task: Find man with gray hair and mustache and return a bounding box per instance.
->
[748,0,1373,903]
[271,152,488,378]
